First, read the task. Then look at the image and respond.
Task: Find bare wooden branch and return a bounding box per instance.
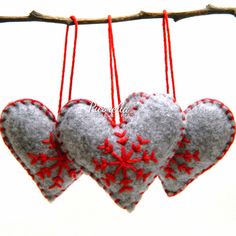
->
[0,4,235,25]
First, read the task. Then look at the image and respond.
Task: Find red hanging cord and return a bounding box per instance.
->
[108,15,123,124]
[68,16,78,101]
[58,25,69,113]
[163,10,176,100]
[58,16,78,113]
[108,18,115,122]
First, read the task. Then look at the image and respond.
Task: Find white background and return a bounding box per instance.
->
[0,0,236,236]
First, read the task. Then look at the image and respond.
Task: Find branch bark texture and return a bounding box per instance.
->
[0,5,235,25]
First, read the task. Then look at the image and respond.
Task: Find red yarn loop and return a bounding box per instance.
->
[162,10,176,100]
[58,16,78,113]
[108,15,123,125]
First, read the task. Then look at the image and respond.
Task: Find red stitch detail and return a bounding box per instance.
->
[115,199,120,204]
[163,167,176,180]
[27,132,78,189]
[0,127,5,132]
[170,158,177,164]
[132,143,141,152]
[177,141,183,148]
[93,134,157,193]
[137,135,150,145]
[182,137,190,143]
[35,168,50,179]
[114,130,126,138]
[119,185,133,193]
[2,109,9,113]
[68,169,77,179]
[97,138,113,154]
[117,136,129,145]
[49,176,64,189]
[177,136,190,147]
[102,173,116,187]
[136,169,144,180]
[93,158,108,171]
[175,150,200,162]
[119,178,132,185]
[164,135,200,181]
[42,133,58,149]
[142,150,158,163]
[142,172,152,182]
[177,163,193,175]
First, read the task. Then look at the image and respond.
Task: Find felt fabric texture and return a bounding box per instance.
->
[0,99,82,200]
[159,99,235,196]
[56,92,185,210]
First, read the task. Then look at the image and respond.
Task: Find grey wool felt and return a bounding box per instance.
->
[56,92,185,211]
[159,99,235,196]
[0,99,82,200]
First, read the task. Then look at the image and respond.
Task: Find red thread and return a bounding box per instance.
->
[163,167,177,180]
[137,135,150,145]
[163,10,176,100]
[108,15,123,124]
[68,16,78,102]
[114,130,126,138]
[97,137,114,154]
[58,25,69,113]
[177,163,193,175]
[132,143,142,152]
[102,173,116,187]
[117,136,129,145]
[58,16,78,113]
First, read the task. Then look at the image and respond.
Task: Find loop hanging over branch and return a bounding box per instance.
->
[0,4,236,25]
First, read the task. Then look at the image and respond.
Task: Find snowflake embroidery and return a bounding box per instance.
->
[163,136,200,180]
[93,130,158,193]
[27,132,78,189]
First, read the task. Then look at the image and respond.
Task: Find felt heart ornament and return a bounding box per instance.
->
[0,16,82,201]
[158,99,235,196]
[56,92,185,210]
[0,99,82,200]
[121,95,235,195]
[158,12,235,196]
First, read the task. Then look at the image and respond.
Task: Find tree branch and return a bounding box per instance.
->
[0,4,235,25]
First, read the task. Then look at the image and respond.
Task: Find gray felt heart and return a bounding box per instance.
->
[122,95,235,195]
[159,99,235,196]
[0,99,82,200]
[56,92,185,210]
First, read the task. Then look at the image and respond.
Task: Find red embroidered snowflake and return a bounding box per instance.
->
[93,130,158,193]
[27,132,78,189]
[163,136,200,180]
